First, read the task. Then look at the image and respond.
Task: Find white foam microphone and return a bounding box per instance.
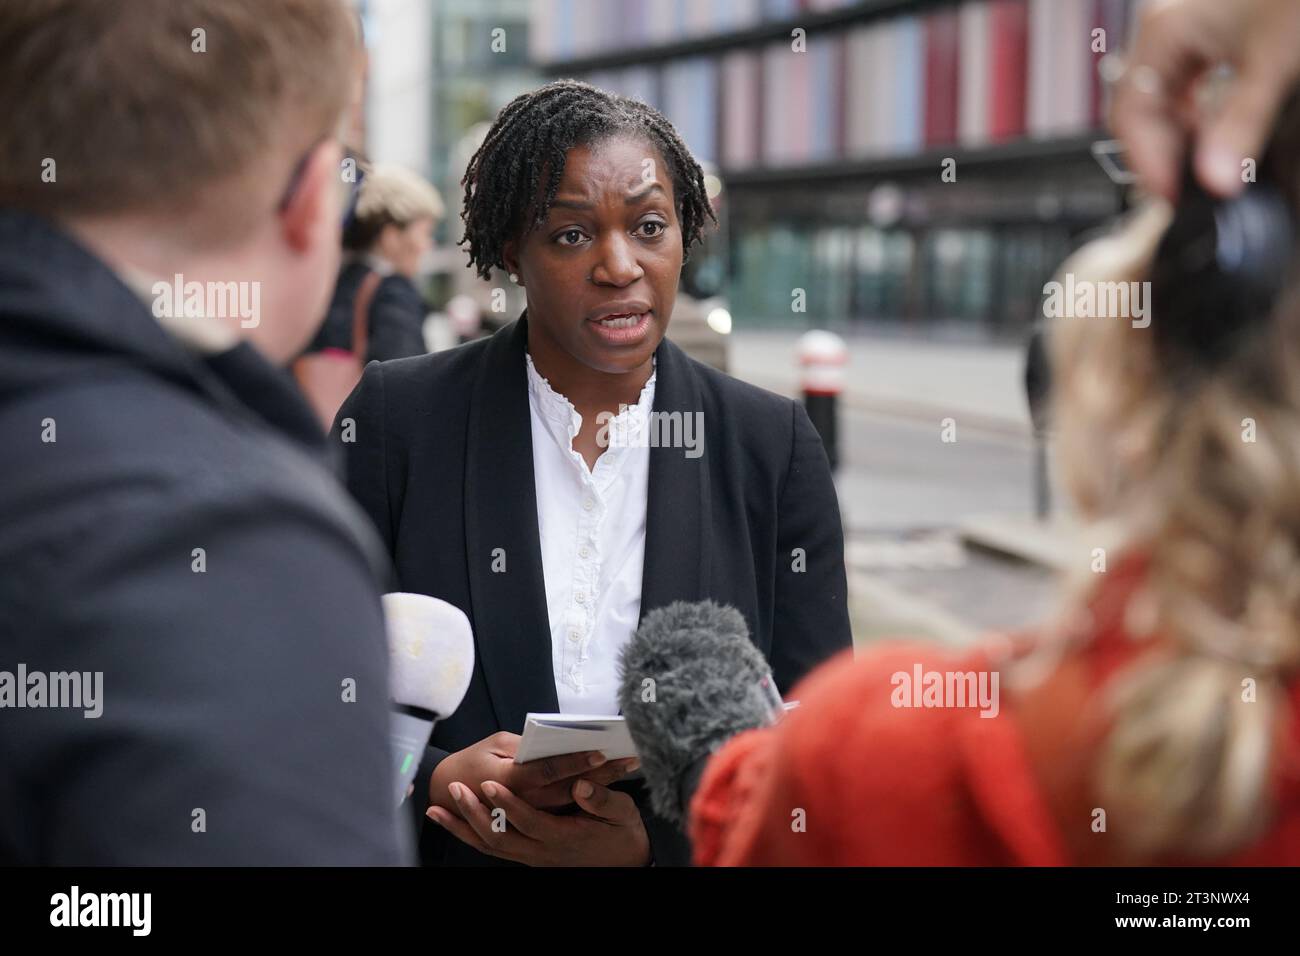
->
[382,592,475,806]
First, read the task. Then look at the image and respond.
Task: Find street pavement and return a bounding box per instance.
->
[728,328,1065,649]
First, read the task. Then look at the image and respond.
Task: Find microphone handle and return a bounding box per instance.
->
[391,709,435,806]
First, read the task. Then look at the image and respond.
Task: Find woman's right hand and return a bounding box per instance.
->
[427,731,639,813]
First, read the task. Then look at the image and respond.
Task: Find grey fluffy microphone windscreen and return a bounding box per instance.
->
[617,600,783,824]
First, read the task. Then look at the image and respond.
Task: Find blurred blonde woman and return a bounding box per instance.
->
[295,164,444,427]
[688,141,1300,867]
[304,163,444,366]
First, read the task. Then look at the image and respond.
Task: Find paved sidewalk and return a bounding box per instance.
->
[727,330,1076,646]
[728,329,1034,438]
[730,328,1079,571]
[958,513,1087,573]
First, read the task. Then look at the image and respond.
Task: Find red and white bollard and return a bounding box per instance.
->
[797,330,847,472]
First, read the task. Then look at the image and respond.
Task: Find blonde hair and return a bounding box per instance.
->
[1047,200,1300,859]
[355,165,446,225]
[343,164,444,253]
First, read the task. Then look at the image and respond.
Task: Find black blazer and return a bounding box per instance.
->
[336,315,852,865]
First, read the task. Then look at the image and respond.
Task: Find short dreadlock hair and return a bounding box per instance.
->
[459,80,716,280]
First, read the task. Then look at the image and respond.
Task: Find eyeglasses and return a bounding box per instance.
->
[278,138,369,228]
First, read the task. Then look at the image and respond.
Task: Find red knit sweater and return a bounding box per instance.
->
[691,566,1300,866]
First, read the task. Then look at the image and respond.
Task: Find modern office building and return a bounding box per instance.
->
[530,0,1140,338]
[361,0,537,304]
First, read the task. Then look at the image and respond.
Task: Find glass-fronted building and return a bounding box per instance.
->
[530,0,1137,339]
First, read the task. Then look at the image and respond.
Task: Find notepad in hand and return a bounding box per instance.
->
[514,713,637,764]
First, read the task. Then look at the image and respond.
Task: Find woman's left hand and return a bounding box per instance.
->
[427,778,651,866]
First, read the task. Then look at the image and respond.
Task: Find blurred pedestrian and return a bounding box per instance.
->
[296,164,443,428]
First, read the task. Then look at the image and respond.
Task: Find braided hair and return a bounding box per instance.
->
[459,79,716,280]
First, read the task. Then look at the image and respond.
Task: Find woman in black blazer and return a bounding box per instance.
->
[336,81,851,866]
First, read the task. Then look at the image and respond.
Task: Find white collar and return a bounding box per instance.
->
[524,352,657,443]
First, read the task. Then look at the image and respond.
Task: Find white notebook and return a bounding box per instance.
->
[514,713,637,764]
[514,702,801,764]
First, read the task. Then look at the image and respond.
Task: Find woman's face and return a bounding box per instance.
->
[379,216,435,279]
[505,135,683,375]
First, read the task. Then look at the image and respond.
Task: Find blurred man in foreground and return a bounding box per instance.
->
[0,0,404,863]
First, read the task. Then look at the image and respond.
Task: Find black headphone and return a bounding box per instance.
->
[1150,162,1296,366]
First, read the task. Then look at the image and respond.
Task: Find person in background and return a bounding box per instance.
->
[0,0,403,864]
[305,164,444,365]
[690,82,1300,865]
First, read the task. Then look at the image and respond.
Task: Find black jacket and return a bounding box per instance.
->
[0,209,405,864]
[306,261,427,364]
[336,315,852,866]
